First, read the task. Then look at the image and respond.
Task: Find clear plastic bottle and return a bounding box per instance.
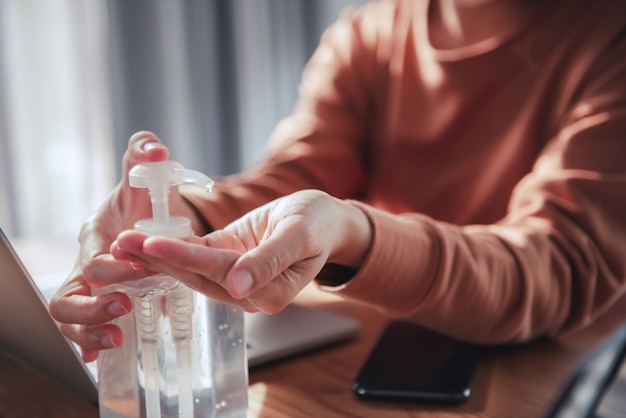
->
[97,161,248,418]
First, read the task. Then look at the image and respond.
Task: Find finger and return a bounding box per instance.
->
[199,230,248,253]
[122,131,169,184]
[109,230,154,266]
[82,252,153,287]
[110,229,151,257]
[141,240,246,303]
[135,249,257,311]
[50,288,132,326]
[143,236,242,280]
[242,257,323,314]
[58,323,124,352]
[114,231,241,284]
[127,131,169,163]
[82,349,99,363]
[113,232,256,309]
[225,226,320,299]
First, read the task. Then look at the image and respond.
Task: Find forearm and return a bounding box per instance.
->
[328,195,626,344]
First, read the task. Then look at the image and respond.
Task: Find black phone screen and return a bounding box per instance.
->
[352,320,480,405]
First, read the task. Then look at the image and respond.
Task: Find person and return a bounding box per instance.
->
[50,0,626,363]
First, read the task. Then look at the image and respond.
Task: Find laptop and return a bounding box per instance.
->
[0,229,360,405]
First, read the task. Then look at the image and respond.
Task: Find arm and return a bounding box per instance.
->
[48,3,385,357]
[332,25,626,343]
[127,3,626,345]
[180,3,388,230]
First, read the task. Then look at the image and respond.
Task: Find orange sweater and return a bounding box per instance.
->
[184,0,626,343]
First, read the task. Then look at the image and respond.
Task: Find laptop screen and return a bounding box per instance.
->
[0,230,99,404]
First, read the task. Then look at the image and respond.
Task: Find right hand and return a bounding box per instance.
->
[48,131,175,362]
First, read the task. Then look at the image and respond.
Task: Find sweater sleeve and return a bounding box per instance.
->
[329,24,626,344]
[181,3,388,230]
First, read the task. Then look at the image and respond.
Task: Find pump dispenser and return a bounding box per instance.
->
[120,161,214,296]
[97,161,248,418]
[130,160,213,236]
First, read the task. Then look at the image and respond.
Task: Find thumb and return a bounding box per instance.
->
[121,131,170,183]
[224,229,321,300]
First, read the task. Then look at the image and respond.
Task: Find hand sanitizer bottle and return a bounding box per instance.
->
[97,161,248,418]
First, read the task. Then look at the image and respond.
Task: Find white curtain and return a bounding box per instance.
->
[0,0,115,241]
[0,0,370,242]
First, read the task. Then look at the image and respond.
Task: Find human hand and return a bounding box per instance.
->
[110,189,372,314]
[48,131,175,361]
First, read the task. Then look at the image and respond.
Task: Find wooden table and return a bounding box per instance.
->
[246,287,626,418]
[4,237,626,417]
[0,352,99,418]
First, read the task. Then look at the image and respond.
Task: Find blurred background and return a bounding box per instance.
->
[0,0,369,243]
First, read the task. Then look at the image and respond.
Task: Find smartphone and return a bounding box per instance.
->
[352,320,480,405]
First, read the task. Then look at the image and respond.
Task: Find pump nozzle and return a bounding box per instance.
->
[129,160,214,237]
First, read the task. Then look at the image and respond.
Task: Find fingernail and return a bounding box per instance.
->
[232,270,253,298]
[101,334,119,348]
[107,300,129,316]
[143,142,163,152]
[130,261,145,270]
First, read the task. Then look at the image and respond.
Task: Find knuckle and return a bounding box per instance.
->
[265,251,283,277]
[59,323,86,345]
[298,225,317,253]
[256,251,283,284]
[82,261,102,287]
[254,297,290,315]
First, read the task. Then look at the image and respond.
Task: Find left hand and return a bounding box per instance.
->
[110,189,372,313]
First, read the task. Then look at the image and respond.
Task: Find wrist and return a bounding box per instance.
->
[328,199,372,269]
